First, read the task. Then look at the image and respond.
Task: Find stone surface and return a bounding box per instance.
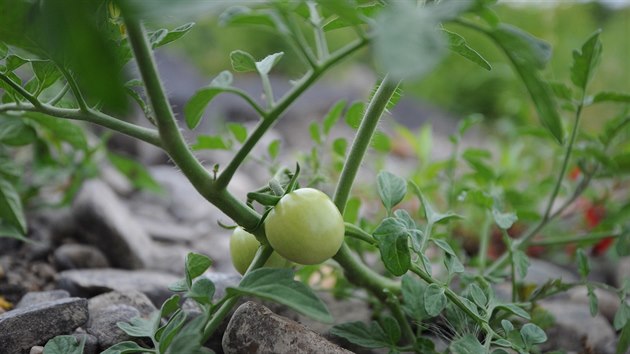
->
[0,297,88,353]
[58,269,179,306]
[72,332,99,354]
[88,290,157,319]
[523,259,579,286]
[54,244,110,270]
[137,215,204,244]
[16,290,70,309]
[222,301,352,354]
[87,304,141,351]
[539,301,616,353]
[72,180,154,269]
[566,286,623,324]
[145,242,190,274]
[616,256,630,288]
[29,346,43,354]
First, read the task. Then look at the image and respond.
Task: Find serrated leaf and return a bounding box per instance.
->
[377,171,407,212]
[43,335,85,354]
[373,218,411,276]
[227,268,332,323]
[330,321,390,349]
[184,71,233,130]
[323,100,346,135]
[0,178,26,234]
[520,323,547,345]
[26,112,87,150]
[230,50,256,72]
[576,248,590,278]
[185,253,212,287]
[571,30,602,91]
[31,60,62,93]
[401,274,429,321]
[374,2,446,80]
[424,284,447,317]
[191,135,231,150]
[255,52,284,76]
[488,24,563,144]
[444,30,491,71]
[227,123,247,143]
[450,333,487,354]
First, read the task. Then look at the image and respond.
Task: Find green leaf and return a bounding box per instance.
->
[501,319,514,333]
[424,284,447,317]
[160,295,181,318]
[445,253,465,274]
[410,182,460,225]
[450,333,487,354]
[43,335,85,354]
[576,248,590,278]
[520,323,547,345]
[370,131,390,152]
[108,152,162,193]
[330,321,390,349]
[401,274,429,321]
[153,22,195,48]
[0,42,7,60]
[227,123,247,143]
[495,303,531,320]
[345,101,364,129]
[309,122,322,145]
[377,171,407,212]
[187,278,215,305]
[432,238,455,256]
[0,222,28,241]
[184,70,233,130]
[614,303,630,330]
[230,50,256,72]
[31,60,62,93]
[185,253,212,287]
[192,135,231,151]
[488,24,563,144]
[2,54,29,73]
[618,322,630,354]
[255,52,284,76]
[549,81,574,101]
[374,2,446,80]
[268,139,281,160]
[158,311,187,353]
[168,278,188,292]
[101,341,149,354]
[592,91,630,104]
[228,268,332,323]
[343,197,360,224]
[492,208,517,230]
[513,250,529,279]
[117,316,156,338]
[443,30,491,71]
[0,119,37,146]
[0,178,26,234]
[570,30,602,91]
[587,284,598,317]
[381,316,401,344]
[332,138,347,157]
[469,283,488,308]
[323,100,346,135]
[219,6,279,29]
[26,112,87,150]
[373,218,411,276]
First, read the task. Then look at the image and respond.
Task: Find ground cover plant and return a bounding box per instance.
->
[0,0,629,353]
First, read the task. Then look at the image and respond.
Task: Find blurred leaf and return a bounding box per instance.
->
[450,334,487,354]
[488,24,563,144]
[374,2,446,80]
[230,50,256,72]
[268,139,281,159]
[381,316,401,344]
[0,119,37,146]
[411,182,460,225]
[492,208,517,230]
[618,322,630,354]
[323,100,346,135]
[101,341,148,354]
[587,284,598,317]
[323,3,382,31]
[0,178,26,234]
[31,61,62,93]
[219,6,279,29]
[495,303,530,320]
[343,197,360,224]
[25,113,87,150]
[0,222,28,242]
[370,131,390,152]
[256,52,284,76]
[227,123,247,143]
[469,283,488,307]
[513,250,529,279]
[151,22,195,48]
[549,82,573,101]
[228,268,332,323]
[107,152,162,193]
[424,284,447,317]
[520,323,547,346]
[330,321,390,349]
[570,30,602,91]
[377,171,407,212]
[345,101,364,129]
[593,91,630,104]
[443,30,491,71]
[185,71,234,129]
[445,253,465,274]
[614,303,630,330]
[576,248,590,278]
[309,122,322,145]
[332,138,347,157]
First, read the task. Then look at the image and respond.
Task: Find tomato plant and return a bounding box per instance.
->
[229,226,290,274]
[264,188,344,265]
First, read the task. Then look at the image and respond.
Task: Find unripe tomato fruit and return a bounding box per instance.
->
[229,227,290,275]
[264,188,344,265]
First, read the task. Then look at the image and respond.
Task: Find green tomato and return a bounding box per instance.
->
[264,188,344,265]
[229,227,290,275]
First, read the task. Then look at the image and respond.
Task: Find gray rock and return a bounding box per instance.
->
[71,332,98,354]
[100,163,134,196]
[299,291,372,334]
[88,290,157,319]
[146,242,189,274]
[72,180,154,269]
[54,244,110,270]
[539,301,616,354]
[222,301,352,354]
[58,269,179,306]
[616,256,630,288]
[87,304,141,351]
[29,346,43,354]
[137,215,204,244]
[566,286,623,324]
[16,290,70,309]
[0,297,88,353]
[523,259,579,286]
[203,272,242,300]
[191,230,234,274]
